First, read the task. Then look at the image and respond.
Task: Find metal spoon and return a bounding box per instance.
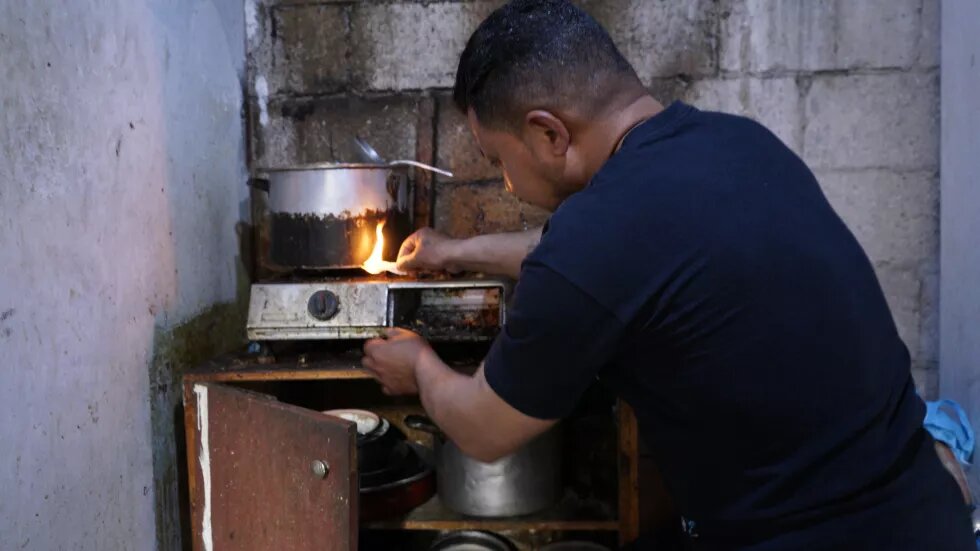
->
[354,136,385,164]
[353,136,454,178]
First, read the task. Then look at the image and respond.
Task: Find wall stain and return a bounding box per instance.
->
[150,252,251,551]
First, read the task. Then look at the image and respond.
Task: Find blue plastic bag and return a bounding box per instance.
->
[924,399,975,465]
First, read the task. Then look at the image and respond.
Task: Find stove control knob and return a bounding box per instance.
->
[308,290,340,321]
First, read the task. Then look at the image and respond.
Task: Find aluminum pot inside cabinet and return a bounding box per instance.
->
[251,163,414,269]
[405,415,563,517]
[429,530,517,551]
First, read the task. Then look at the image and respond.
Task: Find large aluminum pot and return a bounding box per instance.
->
[405,415,563,517]
[252,163,425,269]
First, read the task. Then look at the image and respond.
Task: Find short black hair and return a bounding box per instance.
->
[453,0,641,130]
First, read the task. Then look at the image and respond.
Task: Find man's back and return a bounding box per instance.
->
[486,102,972,549]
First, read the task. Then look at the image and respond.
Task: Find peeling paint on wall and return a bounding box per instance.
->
[255,75,270,127]
[193,384,214,551]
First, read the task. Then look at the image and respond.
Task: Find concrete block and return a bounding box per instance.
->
[912,367,939,400]
[414,95,437,229]
[683,77,803,153]
[874,264,923,370]
[435,94,498,183]
[265,0,349,4]
[250,95,421,167]
[267,5,350,95]
[917,264,940,369]
[804,73,939,170]
[350,1,504,91]
[720,0,920,73]
[918,0,940,68]
[815,169,939,269]
[576,0,718,82]
[648,77,694,105]
[434,181,550,238]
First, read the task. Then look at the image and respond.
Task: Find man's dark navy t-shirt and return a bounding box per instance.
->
[484,102,972,549]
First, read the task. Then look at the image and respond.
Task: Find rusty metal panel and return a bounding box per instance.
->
[188,383,357,551]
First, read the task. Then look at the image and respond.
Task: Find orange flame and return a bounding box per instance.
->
[361,221,405,275]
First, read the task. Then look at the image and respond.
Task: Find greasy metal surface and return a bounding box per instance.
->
[247,279,507,341]
[248,282,388,339]
[189,383,357,551]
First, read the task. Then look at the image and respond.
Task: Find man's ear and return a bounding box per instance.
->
[524,110,570,157]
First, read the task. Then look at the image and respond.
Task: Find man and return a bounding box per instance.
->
[361,1,974,549]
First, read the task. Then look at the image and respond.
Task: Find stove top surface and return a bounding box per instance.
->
[246,276,509,342]
[257,267,461,284]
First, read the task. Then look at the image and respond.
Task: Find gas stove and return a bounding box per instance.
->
[246,275,508,342]
[247,162,507,343]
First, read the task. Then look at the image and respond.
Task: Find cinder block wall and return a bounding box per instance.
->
[246,0,941,396]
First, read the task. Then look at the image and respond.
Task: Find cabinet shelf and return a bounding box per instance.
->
[185,350,372,382]
[184,342,489,383]
[182,349,640,548]
[364,492,619,532]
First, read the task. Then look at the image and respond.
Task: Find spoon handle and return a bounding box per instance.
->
[388,160,454,178]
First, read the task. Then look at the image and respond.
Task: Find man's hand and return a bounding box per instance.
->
[396,228,461,273]
[362,328,436,395]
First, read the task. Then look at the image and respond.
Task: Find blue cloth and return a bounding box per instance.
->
[924,399,976,465]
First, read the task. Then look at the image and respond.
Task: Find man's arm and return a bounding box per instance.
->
[362,262,624,461]
[361,329,554,462]
[396,227,542,279]
[417,357,555,462]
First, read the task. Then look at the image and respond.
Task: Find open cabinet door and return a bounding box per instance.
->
[183,382,358,551]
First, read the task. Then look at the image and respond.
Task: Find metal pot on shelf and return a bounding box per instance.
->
[322,409,408,473]
[405,414,563,517]
[428,530,517,551]
[322,409,435,522]
[250,160,450,269]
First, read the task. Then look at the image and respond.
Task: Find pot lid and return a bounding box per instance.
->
[322,408,381,435]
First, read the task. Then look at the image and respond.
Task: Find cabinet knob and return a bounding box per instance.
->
[311,459,330,479]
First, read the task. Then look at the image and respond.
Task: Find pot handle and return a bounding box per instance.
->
[248,177,270,193]
[404,414,442,435]
[388,160,454,178]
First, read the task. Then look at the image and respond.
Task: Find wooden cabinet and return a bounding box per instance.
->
[182,352,639,550]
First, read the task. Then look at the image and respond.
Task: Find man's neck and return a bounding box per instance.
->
[580,94,664,180]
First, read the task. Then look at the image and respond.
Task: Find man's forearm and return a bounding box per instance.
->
[446,227,542,279]
[414,350,553,462]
